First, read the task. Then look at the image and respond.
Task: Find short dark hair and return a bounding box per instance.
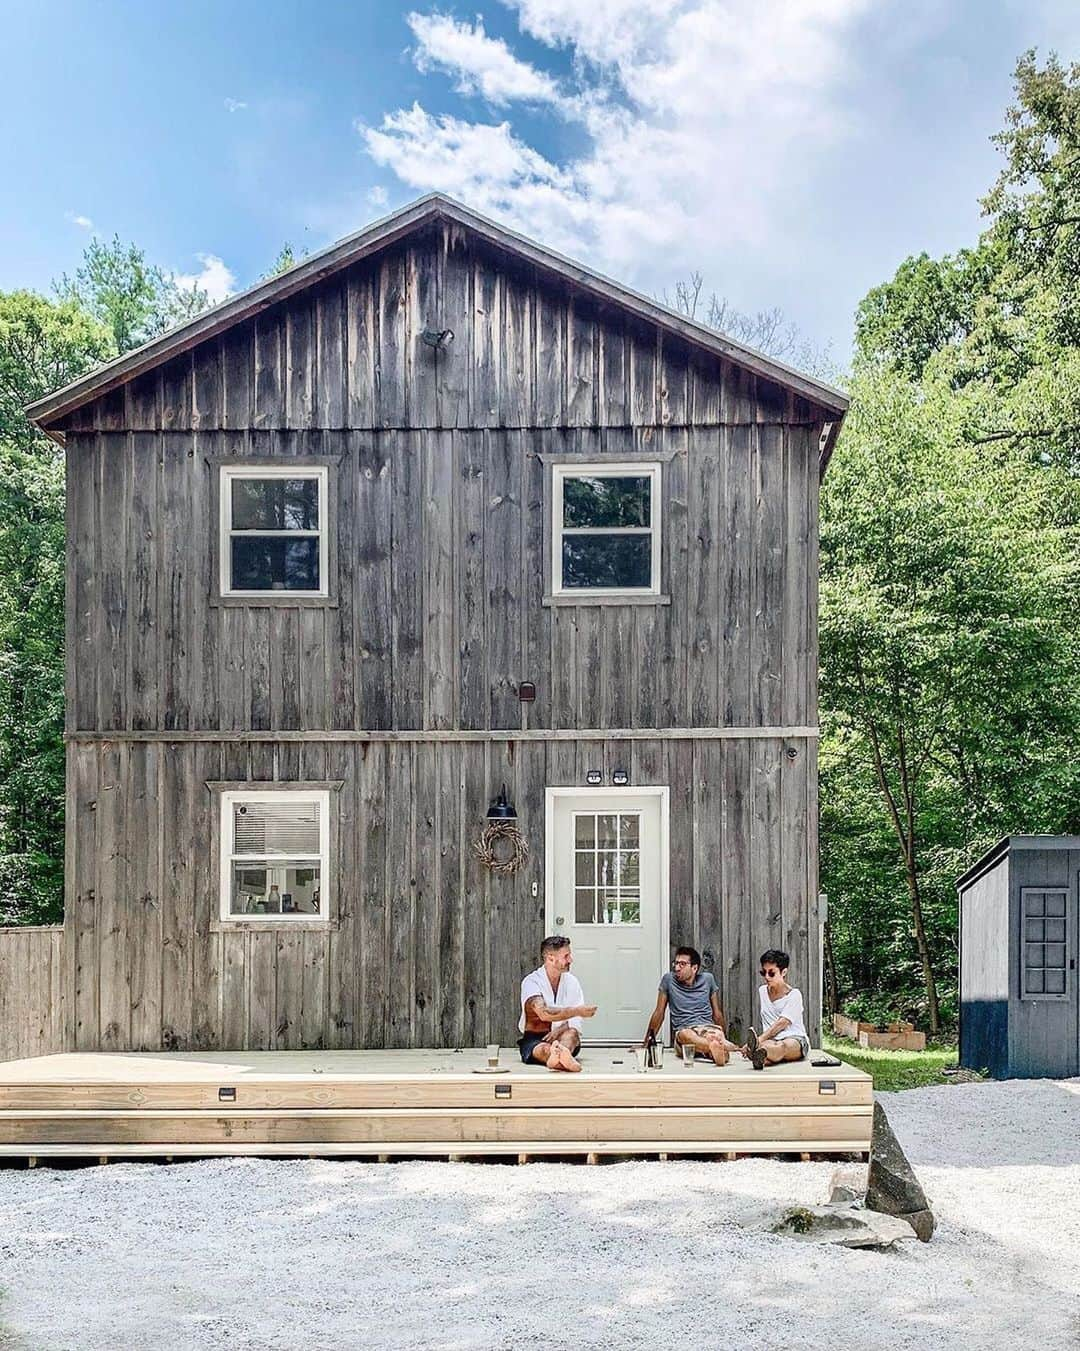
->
[675,945,701,968]
[759,949,789,972]
[541,934,571,957]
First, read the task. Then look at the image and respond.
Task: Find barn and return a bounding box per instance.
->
[5,192,848,1064]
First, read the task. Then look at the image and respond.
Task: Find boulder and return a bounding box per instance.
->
[866,1100,936,1242]
[767,1204,915,1249]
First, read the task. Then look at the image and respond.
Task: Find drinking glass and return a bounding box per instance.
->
[681,1041,695,1067]
[486,1043,500,1068]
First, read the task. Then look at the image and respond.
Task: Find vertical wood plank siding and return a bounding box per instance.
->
[10,221,831,1059]
[60,737,819,1049]
[0,928,66,1061]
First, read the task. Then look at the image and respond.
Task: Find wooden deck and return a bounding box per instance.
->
[0,1049,873,1162]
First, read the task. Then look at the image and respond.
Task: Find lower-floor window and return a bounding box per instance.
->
[220,789,330,922]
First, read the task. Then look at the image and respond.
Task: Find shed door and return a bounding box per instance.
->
[547,789,667,1042]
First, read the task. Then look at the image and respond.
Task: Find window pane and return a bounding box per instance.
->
[597,815,618,848]
[1045,969,1066,995]
[1025,944,1044,968]
[619,850,640,887]
[575,852,595,886]
[562,534,652,589]
[231,537,320,591]
[1025,918,1045,942]
[1025,893,1045,917]
[230,861,322,916]
[1045,892,1066,917]
[1045,943,1066,969]
[1026,969,1045,994]
[234,798,321,855]
[619,899,641,925]
[620,814,639,847]
[563,476,651,528]
[231,477,320,531]
[574,815,595,848]
[1045,918,1066,943]
[597,850,618,888]
[575,888,596,924]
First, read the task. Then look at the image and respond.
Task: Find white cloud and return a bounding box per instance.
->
[408,12,564,107]
[173,253,236,304]
[361,0,869,291]
[224,97,248,113]
[367,184,389,208]
[65,212,94,230]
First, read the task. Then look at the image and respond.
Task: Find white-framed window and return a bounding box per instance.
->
[572,810,642,926]
[552,462,661,595]
[220,464,328,596]
[219,789,330,922]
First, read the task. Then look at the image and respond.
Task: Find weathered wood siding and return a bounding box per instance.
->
[0,927,66,1061]
[65,735,818,1050]
[40,220,831,1054]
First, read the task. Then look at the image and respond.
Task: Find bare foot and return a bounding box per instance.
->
[707,1039,728,1067]
[547,1043,582,1072]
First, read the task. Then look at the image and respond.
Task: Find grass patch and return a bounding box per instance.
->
[823,1033,957,1092]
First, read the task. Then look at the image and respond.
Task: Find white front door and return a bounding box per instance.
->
[546,788,668,1042]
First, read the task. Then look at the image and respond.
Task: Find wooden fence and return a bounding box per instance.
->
[0,926,66,1062]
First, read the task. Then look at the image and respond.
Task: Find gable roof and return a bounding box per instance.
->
[25,192,849,434]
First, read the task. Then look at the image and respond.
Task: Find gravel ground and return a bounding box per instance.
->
[1,1078,1078,1350]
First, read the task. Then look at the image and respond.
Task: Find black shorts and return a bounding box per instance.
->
[518,1032,582,1063]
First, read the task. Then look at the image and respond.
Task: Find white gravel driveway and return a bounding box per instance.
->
[1,1078,1078,1350]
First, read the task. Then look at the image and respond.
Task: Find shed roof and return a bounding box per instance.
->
[955,834,1080,892]
[25,193,849,446]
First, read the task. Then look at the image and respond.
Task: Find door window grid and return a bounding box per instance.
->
[573,811,641,926]
[220,465,328,596]
[1021,888,1068,998]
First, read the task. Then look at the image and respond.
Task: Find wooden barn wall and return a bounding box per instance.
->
[63,736,819,1053]
[0,926,66,1061]
[65,421,818,736]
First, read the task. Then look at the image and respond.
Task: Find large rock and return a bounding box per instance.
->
[768,1204,915,1249]
[866,1100,936,1242]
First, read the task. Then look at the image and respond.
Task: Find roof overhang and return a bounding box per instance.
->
[26,193,850,439]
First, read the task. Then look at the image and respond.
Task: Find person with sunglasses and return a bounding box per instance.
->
[642,946,735,1065]
[742,949,810,1070]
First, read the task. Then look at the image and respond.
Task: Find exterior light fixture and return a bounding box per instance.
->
[612,769,629,786]
[586,770,603,786]
[486,784,517,820]
[421,328,454,350]
[517,682,536,702]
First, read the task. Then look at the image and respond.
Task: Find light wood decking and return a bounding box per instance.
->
[0,1049,873,1161]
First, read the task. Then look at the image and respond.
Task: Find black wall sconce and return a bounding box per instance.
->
[486,783,517,820]
[585,770,603,786]
[518,682,536,702]
[612,768,629,786]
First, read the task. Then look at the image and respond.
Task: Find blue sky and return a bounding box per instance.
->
[3,0,1079,363]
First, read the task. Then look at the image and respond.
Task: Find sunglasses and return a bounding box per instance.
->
[760,969,782,977]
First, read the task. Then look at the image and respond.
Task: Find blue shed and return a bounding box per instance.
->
[957,836,1079,1079]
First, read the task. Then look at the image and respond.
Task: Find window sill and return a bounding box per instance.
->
[542,593,671,607]
[209,594,338,609]
[210,917,338,933]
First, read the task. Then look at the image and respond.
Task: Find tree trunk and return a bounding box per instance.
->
[904,849,940,1036]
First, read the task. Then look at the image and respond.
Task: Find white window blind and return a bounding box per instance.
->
[233,799,322,857]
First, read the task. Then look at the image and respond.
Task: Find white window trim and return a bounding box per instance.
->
[220,464,329,598]
[219,788,331,924]
[552,462,662,596]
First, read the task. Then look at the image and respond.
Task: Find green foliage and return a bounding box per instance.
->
[824,51,1080,1029]
[822,1034,956,1093]
[264,243,304,279]
[56,234,212,354]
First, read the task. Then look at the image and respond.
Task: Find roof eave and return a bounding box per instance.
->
[26,192,850,430]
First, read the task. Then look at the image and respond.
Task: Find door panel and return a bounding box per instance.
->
[548,790,666,1041]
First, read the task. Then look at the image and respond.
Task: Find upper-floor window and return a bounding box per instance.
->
[552,463,661,595]
[220,789,330,923]
[220,465,328,597]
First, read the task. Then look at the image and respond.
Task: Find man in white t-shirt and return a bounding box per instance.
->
[742,948,810,1070]
[518,935,597,1071]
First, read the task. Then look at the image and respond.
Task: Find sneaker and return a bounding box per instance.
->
[746,1027,766,1071]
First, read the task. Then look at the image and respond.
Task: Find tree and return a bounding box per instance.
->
[56,234,212,354]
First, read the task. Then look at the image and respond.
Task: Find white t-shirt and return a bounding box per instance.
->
[758,984,807,1042]
[519,966,585,1034]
